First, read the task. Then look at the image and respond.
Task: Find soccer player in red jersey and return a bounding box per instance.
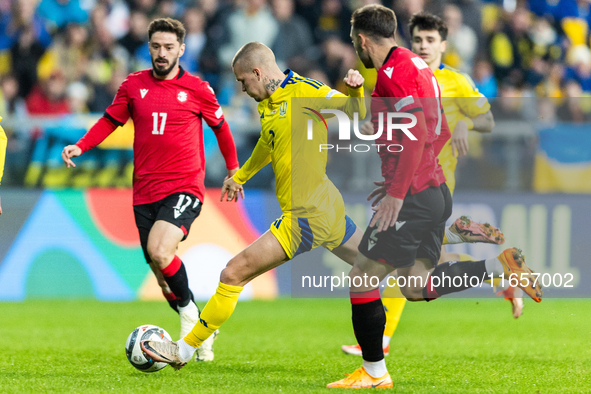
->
[328,5,542,388]
[61,18,239,362]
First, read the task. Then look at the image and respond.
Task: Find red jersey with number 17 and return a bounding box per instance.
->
[76,67,239,205]
[371,46,450,200]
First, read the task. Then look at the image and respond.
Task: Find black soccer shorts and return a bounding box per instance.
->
[133,192,203,264]
[358,183,452,269]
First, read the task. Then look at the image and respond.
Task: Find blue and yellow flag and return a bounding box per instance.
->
[534,124,591,193]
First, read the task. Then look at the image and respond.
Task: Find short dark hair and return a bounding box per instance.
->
[351,4,397,41]
[148,18,186,43]
[408,12,448,41]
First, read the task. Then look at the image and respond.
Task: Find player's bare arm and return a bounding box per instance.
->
[61,145,83,168]
[452,110,495,157]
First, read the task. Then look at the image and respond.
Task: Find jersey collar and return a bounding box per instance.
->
[438,63,444,70]
[280,69,294,88]
[383,46,399,66]
[268,69,294,103]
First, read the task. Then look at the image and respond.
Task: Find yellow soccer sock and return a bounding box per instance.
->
[382,284,406,339]
[184,282,243,348]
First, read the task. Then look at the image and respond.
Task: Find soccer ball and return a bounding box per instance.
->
[125,324,172,372]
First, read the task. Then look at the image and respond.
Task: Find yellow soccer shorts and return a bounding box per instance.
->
[270,204,357,260]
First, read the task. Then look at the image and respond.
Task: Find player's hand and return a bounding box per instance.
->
[343,69,364,89]
[367,181,386,207]
[226,167,239,180]
[220,176,245,202]
[370,194,403,233]
[451,120,469,157]
[62,145,82,168]
[360,121,375,136]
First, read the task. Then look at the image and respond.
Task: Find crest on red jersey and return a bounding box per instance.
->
[177,91,188,102]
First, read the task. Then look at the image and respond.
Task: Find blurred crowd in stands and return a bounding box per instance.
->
[3,0,591,119]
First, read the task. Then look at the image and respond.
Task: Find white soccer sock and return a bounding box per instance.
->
[382,335,391,348]
[178,300,198,314]
[363,359,388,378]
[177,338,197,362]
[484,257,504,276]
[444,226,463,244]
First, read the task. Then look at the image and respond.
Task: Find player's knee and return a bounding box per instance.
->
[147,244,174,268]
[219,266,243,287]
[399,285,423,301]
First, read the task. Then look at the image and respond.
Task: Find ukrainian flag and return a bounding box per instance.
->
[534,124,591,193]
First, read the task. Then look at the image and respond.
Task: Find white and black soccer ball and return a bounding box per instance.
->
[125,324,172,372]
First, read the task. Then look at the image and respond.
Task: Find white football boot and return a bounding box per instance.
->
[195,329,219,362]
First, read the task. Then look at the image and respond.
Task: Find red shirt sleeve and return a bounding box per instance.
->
[75,78,131,153]
[378,71,427,200]
[433,108,451,157]
[105,77,131,125]
[198,82,239,170]
[75,116,119,153]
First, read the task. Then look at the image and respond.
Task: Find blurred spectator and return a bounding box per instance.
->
[37,23,90,84]
[66,81,90,113]
[218,0,278,68]
[181,7,207,74]
[37,0,88,31]
[294,0,319,34]
[131,0,158,18]
[271,0,314,70]
[86,26,129,84]
[318,35,356,91]
[315,0,351,43]
[118,10,148,59]
[0,74,27,116]
[11,25,46,98]
[565,45,591,92]
[157,0,178,18]
[443,4,478,73]
[536,62,566,97]
[88,66,126,112]
[473,59,498,97]
[198,0,233,88]
[557,80,591,122]
[488,7,535,86]
[25,71,70,115]
[94,0,130,40]
[0,0,52,52]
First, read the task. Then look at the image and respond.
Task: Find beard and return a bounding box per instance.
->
[152,56,179,76]
[358,50,374,69]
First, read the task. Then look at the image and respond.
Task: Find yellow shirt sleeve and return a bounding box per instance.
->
[456,73,491,119]
[314,84,367,120]
[0,124,6,186]
[233,128,272,185]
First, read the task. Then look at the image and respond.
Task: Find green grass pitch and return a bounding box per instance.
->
[1,298,590,393]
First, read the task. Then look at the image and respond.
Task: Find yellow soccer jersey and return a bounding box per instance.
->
[434,64,491,194]
[0,116,6,185]
[234,69,365,218]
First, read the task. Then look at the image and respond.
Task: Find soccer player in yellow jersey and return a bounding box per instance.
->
[141,41,373,368]
[0,116,6,215]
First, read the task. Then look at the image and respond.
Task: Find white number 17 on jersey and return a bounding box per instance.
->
[152,112,167,135]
